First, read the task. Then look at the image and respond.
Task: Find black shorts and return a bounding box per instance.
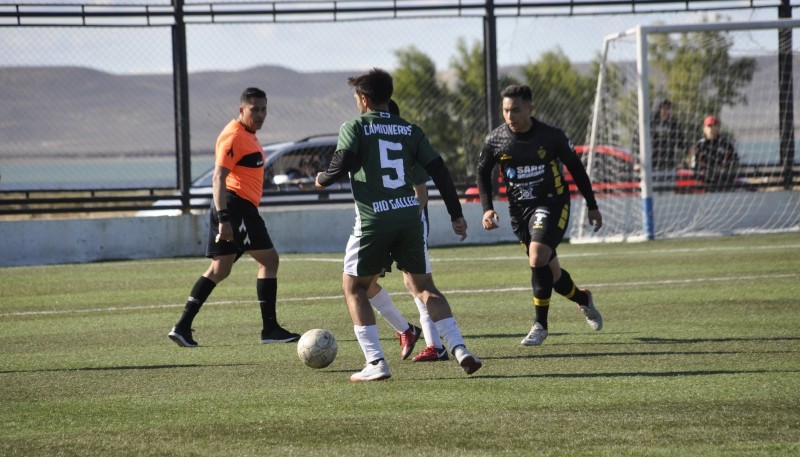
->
[510,199,570,251]
[206,191,274,258]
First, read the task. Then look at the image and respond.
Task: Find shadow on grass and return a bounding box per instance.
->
[470,331,641,340]
[474,368,800,380]
[634,336,800,343]
[0,363,256,374]
[470,333,800,345]
[483,349,796,361]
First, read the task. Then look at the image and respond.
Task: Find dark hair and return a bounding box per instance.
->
[347,68,393,105]
[387,99,400,116]
[500,84,532,103]
[240,87,267,104]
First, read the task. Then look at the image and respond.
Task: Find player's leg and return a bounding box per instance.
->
[524,240,553,346]
[243,208,299,344]
[169,208,239,348]
[343,234,391,381]
[405,273,481,374]
[405,209,447,361]
[403,272,448,362]
[250,247,300,343]
[367,276,421,360]
[396,224,480,374]
[550,257,603,331]
[518,204,567,347]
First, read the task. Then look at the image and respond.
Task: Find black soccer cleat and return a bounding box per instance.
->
[260,325,301,344]
[168,326,198,348]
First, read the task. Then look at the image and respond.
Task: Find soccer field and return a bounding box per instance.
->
[1,233,799,456]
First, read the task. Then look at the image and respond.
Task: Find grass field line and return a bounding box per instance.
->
[264,243,800,263]
[10,242,796,270]
[2,272,796,318]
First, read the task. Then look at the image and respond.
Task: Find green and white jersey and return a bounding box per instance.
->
[338,110,440,235]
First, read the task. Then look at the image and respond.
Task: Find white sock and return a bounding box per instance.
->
[369,288,409,333]
[434,317,465,354]
[415,297,441,348]
[353,325,384,363]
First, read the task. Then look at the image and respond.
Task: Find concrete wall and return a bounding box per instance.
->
[4,191,797,267]
[0,201,518,267]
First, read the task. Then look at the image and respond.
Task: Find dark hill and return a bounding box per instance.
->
[0,65,355,157]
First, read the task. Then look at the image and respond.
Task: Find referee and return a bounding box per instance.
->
[168,87,300,348]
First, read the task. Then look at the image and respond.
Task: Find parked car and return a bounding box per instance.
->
[137,134,347,216]
[462,144,720,202]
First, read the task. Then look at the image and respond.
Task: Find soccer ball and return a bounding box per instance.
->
[297,328,338,369]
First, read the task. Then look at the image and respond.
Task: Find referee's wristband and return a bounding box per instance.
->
[217,209,231,222]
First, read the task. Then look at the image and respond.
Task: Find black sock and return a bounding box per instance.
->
[258,278,278,330]
[176,276,216,329]
[553,268,588,306]
[531,265,552,330]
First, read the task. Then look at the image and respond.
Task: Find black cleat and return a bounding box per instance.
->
[260,326,301,344]
[168,326,198,348]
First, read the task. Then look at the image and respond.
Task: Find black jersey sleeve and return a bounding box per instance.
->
[425,157,464,221]
[475,137,497,213]
[559,144,598,211]
[317,149,355,187]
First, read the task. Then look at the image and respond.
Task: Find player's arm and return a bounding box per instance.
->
[409,163,430,211]
[560,143,603,232]
[424,157,461,221]
[476,142,500,230]
[424,157,467,241]
[475,143,497,213]
[315,149,355,189]
[212,164,234,241]
[414,182,429,211]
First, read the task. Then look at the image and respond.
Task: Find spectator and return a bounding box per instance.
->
[687,115,740,191]
[633,98,688,179]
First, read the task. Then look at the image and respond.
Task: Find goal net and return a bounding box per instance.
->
[572,19,800,242]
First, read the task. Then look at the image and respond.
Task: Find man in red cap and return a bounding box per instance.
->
[687,115,740,191]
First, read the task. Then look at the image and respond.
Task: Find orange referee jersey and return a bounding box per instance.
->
[215,119,265,207]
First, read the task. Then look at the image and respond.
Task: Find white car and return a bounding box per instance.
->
[137,134,351,216]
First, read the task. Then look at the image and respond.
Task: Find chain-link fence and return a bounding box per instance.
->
[0,1,792,211]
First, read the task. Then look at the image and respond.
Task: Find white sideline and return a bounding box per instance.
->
[1,272,796,318]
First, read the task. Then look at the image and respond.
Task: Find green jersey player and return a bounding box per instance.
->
[315,68,481,382]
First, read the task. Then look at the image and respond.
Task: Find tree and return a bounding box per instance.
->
[391,46,461,177]
[448,38,520,180]
[392,39,520,182]
[448,38,489,180]
[521,48,597,145]
[648,19,756,135]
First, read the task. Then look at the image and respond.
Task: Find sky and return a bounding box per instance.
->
[0,1,792,74]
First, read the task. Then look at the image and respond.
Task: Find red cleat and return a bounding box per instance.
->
[412,344,449,362]
[397,324,422,360]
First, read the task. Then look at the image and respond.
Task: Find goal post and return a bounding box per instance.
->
[574,18,800,242]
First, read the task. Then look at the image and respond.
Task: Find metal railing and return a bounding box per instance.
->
[0,0,791,217]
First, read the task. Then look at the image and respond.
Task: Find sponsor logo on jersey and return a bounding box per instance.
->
[363,123,413,136]
[514,164,545,179]
[372,196,419,214]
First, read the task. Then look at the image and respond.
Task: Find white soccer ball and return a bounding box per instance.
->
[297,328,338,369]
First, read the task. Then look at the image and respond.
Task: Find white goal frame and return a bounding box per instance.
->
[576,18,800,242]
